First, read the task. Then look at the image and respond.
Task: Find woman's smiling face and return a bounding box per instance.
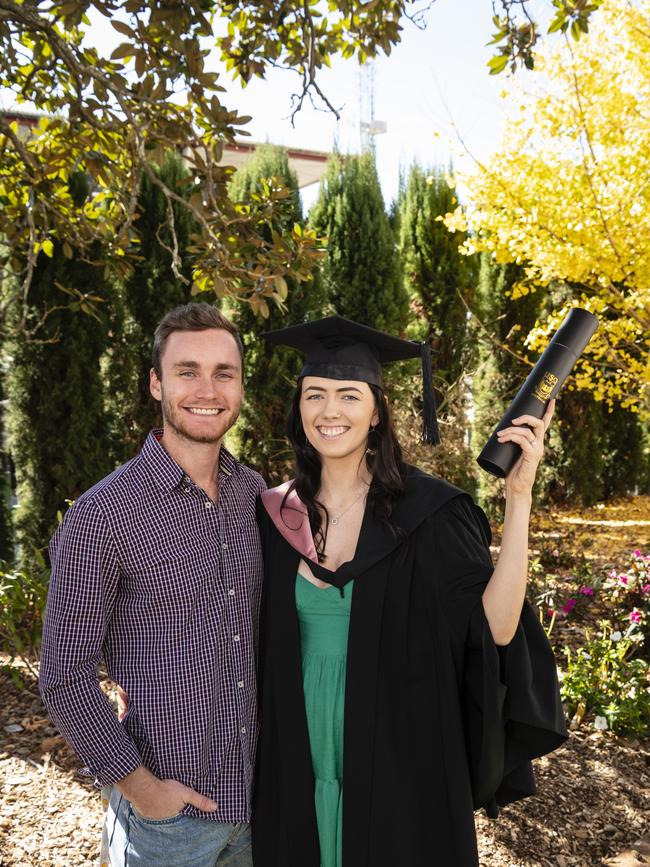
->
[299,376,379,461]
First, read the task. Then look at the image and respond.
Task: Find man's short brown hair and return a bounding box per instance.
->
[152,303,244,379]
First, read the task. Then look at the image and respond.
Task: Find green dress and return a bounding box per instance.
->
[296,574,354,867]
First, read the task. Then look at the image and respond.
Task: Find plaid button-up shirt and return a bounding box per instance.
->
[39,431,266,822]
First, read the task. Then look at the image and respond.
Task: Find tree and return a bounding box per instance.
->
[0,368,14,562]
[471,255,542,512]
[0,1,602,340]
[5,242,113,569]
[445,0,650,420]
[398,165,473,392]
[104,151,202,463]
[227,145,327,481]
[309,152,407,333]
[471,259,648,508]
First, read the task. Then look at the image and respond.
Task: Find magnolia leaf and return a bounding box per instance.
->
[274,275,288,300]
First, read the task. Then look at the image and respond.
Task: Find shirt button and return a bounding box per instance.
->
[205,501,213,509]
[222,542,228,551]
[228,589,235,597]
[241,726,247,734]
[233,634,240,642]
[238,681,244,688]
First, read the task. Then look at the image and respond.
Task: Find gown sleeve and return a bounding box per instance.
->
[432,494,568,818]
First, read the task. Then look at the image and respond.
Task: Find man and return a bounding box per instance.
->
[39,303,265,866]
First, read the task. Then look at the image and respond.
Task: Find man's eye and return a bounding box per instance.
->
[180,371,195,377]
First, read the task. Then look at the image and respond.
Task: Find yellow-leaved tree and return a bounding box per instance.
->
[445,0,650,419]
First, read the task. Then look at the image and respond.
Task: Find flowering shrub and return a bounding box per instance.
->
[550,549,650,736]
[560,622,649,737]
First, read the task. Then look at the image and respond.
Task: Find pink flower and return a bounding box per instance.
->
[619,575,629,585]
[561,598,577,614]
[608,568,618,578]
[580,586,594,596]
[633,549,642,557]
[642,584,650,594]
[552,549,560,558]
[629,609,642,624]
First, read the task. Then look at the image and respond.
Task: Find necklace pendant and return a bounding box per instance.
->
[331,517,339,525]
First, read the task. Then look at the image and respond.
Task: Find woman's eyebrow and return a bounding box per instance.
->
[304,385,363,393]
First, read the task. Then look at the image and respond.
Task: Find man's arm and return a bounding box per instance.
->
[39,497,142,786]
[40,496,218,818]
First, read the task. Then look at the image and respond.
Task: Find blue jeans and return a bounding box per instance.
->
[102,787,253,867]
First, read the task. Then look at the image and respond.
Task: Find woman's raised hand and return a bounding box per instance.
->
[497,398,556,498]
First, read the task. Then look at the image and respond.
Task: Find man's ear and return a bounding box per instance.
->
[149,368,161,401]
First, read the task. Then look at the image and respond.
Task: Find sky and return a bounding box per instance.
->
[215,0,596,209]
[214,0,512,208]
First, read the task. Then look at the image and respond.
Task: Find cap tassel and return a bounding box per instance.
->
[421,342,440,446]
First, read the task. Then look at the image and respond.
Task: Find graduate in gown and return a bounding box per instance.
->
[252,316,568,867]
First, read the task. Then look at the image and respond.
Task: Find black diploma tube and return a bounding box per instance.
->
[477,308,599,478]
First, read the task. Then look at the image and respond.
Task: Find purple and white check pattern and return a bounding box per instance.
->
[39,430,266,822]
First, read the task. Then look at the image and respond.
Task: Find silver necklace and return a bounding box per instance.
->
[328,488,368,525]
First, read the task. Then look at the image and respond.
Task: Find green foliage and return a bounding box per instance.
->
[0,365,14,562]
[227,145,327,481]
[5,239,113,570]
[488,0,604,74]
[309,152,408,333]
[471,262,645,510]
[0,557,49,664]
[0,1,602,337]
[471,254,540,515]
[561,626,649,737]
[398,165,473,388]
[538,548,650,737]
[104,151,203,463]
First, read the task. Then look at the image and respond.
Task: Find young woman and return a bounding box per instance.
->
[252,316,567,867]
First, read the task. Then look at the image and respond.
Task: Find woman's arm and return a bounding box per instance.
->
[482,398,555,645]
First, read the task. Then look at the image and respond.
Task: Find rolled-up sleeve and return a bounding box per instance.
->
[39,497,142,786]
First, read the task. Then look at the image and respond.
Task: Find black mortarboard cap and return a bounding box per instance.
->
[263,315,440,445]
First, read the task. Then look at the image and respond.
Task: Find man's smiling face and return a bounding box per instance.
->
[149,328,243,445]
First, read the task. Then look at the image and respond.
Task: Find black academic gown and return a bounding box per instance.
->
[252,468,568,867]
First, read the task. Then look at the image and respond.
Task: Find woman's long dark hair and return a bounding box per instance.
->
[283,380,407,562]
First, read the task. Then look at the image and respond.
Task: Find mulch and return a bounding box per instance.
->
[1,663,648,867]
[1,495,649,866]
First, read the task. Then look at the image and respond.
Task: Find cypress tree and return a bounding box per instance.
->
[471,254,542,513]
[104,151,201,463]
[398,165,473,387]
[309,152,408,333]
[227,145,327,480]
[6,243,112,568]
[0,366,14,562]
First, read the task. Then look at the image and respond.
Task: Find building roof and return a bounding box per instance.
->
[1,110,330,189]
[221,141,329,189]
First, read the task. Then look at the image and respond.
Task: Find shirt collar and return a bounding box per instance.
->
[142,429,238,494]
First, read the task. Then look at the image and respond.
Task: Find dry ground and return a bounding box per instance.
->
[1,496,649,867]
